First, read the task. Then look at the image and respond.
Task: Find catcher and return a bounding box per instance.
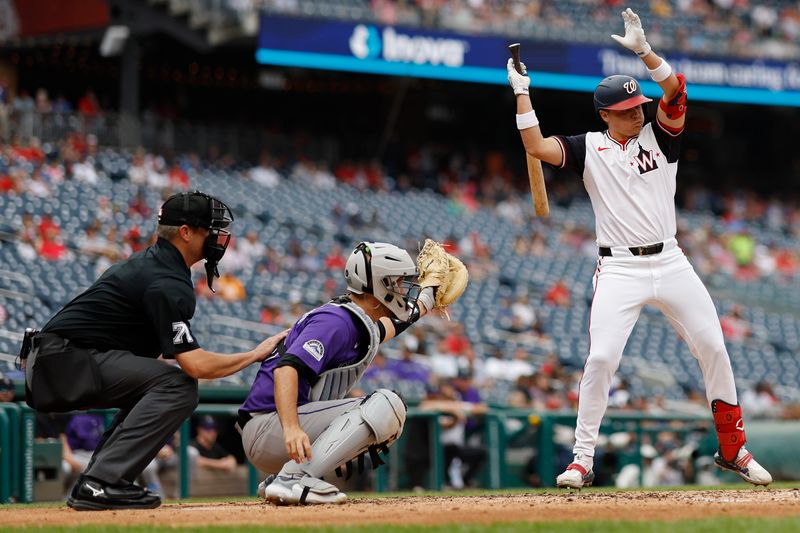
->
[237,240,467,505]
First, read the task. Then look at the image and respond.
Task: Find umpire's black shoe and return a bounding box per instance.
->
[67,477,162,511]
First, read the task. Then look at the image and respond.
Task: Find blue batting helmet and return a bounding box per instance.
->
[593,75,652,112]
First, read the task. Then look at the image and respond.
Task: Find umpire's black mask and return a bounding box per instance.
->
[158,190,234,292]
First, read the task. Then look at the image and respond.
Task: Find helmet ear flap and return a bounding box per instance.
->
[344,242,373,295]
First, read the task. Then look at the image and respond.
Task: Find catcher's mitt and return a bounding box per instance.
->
[416,239,468,314]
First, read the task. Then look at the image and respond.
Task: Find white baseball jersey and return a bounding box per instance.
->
[548,114,741,467]
[555,121,682,247]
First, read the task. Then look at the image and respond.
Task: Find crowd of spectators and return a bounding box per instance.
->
[257,0,800,60]
[0,79,103,145]
[1,129,799,421]
[2,128,800,489]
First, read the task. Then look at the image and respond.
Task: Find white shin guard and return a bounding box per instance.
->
[281,389,407,479]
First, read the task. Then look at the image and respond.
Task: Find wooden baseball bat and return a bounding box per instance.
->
[509,43,550,217]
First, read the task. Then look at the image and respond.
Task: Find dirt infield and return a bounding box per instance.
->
[3,489,799,528]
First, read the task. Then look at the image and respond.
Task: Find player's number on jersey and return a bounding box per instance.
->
[624,80,637,94]
[172,321,194,344]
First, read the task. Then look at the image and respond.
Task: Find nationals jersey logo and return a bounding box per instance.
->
[633,145,659,174]
[172,322,194,344]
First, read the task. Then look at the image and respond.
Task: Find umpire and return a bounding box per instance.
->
[20,191,287,511]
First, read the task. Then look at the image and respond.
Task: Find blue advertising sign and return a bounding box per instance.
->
[256,14,800,107]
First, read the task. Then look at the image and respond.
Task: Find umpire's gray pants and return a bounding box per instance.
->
[26,332,198,486]
[83,350,198,485]
[241,397,361,474]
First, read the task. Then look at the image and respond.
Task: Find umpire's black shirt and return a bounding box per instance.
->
[42,238,201,358]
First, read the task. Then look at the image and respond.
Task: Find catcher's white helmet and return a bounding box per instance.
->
[344,242,419,321]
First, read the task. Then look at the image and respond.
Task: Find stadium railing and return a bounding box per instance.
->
[0,405,12,502]
[484,410,711,489]
[3,401,799,502]
[4,403,445,501]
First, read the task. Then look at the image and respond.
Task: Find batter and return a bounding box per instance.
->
[506,8,771,488]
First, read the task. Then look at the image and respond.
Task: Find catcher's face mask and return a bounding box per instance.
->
[202,196,234,292]
[381,274,421,318]
[159,191,234,292]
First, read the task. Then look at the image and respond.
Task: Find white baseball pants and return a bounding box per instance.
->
[573,238,737,459]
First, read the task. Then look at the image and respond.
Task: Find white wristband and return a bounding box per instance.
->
[516,110,539,130]
[417,286,435,313]
[648,59,672,82]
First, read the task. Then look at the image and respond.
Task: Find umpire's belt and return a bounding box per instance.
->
[599,242,664,257]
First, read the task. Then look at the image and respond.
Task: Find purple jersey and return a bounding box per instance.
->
[241,304,365,413]
[66,414,105,452]
[362,362,395,382]
[385,359,429,384]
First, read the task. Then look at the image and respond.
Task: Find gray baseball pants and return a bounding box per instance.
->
[240,397,362,474]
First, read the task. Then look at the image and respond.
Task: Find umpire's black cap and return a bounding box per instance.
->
[593,75,652,112]
[158,191,216,228]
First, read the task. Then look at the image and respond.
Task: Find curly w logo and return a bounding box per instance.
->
[633,146,658,174]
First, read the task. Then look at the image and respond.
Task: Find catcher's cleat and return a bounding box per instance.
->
[256,474,275,500]
[264,474,347,505]
[714,447,772,486]
[556,463,595,489]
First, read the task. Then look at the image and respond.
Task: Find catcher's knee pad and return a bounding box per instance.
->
[282,390,406,479]
[360,388,407,444]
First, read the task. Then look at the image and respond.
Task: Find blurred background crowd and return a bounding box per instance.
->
[257,0,800,59]
[1,0,799,493]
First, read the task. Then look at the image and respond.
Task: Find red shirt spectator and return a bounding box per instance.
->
[720,305,751,342]
[39,239,68,261]
[125,227,145,254]
[67,132,88,158]
[443,324,471,355]
[365,161,384,189]
[334,161,357,184]
[442,237,459,256]
[38,217,60,239]
[128,193,151,218]
[775,249,797,276]
[11,143,44,164]
[78,90,99,117]
[545,279,571,307]
[169,165,190,189]
[0,173,17,193]
[38,226,69,261]
[260,305,284,325]
[325,251,346,271]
